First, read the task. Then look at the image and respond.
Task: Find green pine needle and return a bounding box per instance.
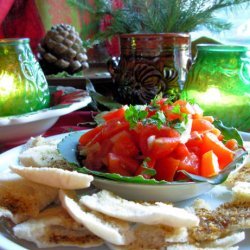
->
[67,0,250,42]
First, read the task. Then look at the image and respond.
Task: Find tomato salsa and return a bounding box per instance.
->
[78,98,238,182]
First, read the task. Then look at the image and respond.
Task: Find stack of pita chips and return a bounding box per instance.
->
[0,136,249,249]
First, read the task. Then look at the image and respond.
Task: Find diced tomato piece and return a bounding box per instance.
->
[118,155,140,175]
[210,127,222,138]
[225,139,239,151]
[107,153,131,176]
[138,125,180,156]
[200,150,219,177]
[107,153,140,176]
[172,143,190,160]
[84,142,101,170]
[102,107,126,122]
[79,126,103,146]
[191,118,214,133]
[186,131,203,156]
[202,116,214,123]
[155,157,180,181]
[84,139,113,170]
[201,132,234,169]
[173,99,195,115]
[111,131,139,157]
[149,137,180,159]
[164,106,182,121]
[178,152,199,175]
[102,120,130,140]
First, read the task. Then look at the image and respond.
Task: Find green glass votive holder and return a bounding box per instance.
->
[0,38,50,117]
[182,44,250,131]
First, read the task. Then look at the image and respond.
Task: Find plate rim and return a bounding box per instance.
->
[0,88,91,126]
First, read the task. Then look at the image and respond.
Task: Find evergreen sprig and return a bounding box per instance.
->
[68,0,250,42]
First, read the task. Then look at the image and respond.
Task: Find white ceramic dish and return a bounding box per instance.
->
[93,177,213,202]
[0,133,249,250]
[0,87,91,144]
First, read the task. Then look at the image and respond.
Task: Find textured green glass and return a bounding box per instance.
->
[182,45,250,131]
[0,38,50,117]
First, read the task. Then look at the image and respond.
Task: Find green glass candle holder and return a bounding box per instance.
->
[182,44,250,131]
[0,38,50,117]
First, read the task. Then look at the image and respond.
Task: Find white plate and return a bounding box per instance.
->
[0,87,91,144]
[93,177,213,202]
[0,133,249,250]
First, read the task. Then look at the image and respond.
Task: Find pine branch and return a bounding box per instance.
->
[67,0,250,41]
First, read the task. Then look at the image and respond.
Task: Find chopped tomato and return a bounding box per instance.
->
[173,99,195,115]
[111,130,139,157]
[107,153,131,176]
[102,107,126,122]
[201,132,234,169]
[178,152,199,175]
[155,157,180,181]
[202,116,214,123]
[78,98,238,182]
[200,150,219,177]
[79,125,103,146]
[149,137,180,159]
[138,125,180,156]
[225,139,239,151]
[185,131,203,156]
[172,143,190,160]
[164,106,182,121]
[210,127,222,138]
[191,118,214,133]
[102,120,130,140]
[107,153,139,176]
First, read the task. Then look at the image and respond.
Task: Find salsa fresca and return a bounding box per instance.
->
[78,98,239,182]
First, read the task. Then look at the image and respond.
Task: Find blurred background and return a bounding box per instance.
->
[0,0,249,64]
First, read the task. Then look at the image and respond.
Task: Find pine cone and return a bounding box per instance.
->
[37,24,88,75]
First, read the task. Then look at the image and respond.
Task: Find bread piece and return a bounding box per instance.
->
[232,181,250,202]
[19,144,74,170]
[225,154,250,188]
[24,136,60,149]
[10,165,93,189]
[167,245,238,250]
[13,206,103,248]
[59,189,135,245]
[200,231,245,248]
[167,232,244,250]
[189,201,250,242]
[80,190,199,228]
[0,172,58,223]
[107,224,188,250]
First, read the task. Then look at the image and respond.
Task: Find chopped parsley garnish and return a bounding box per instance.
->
[124,105,148,128]
[150,93,163,108]
[124,99,189,133]
[143,110,166,129]
[171,104,181,114]
[172,121,187,134]
[141,157,156,176]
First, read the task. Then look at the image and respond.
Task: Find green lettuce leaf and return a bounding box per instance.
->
[214,119,243,147]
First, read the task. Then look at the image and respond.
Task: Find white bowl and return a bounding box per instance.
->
[93,177,213,202]
[0,87,91,144]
